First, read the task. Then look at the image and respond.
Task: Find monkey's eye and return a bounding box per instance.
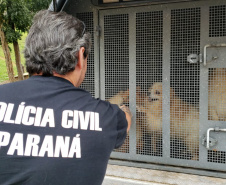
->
[155,90,160,95]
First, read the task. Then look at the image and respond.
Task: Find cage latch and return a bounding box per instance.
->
[187,54,202,64]
[202,127,226,149]
[203,44,226,66]
[202,135,218,149]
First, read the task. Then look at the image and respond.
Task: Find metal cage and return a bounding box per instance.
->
[63,0,226,178]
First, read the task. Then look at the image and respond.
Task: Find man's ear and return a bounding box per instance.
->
[77,47,85,69]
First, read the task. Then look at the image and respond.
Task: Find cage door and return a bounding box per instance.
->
[199,4,226,166]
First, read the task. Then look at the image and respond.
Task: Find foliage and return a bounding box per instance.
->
[0,0,32,44]
[0,0,52,82]
[0,0,52,45]
[0,32,27,82]
[25,0,52,13]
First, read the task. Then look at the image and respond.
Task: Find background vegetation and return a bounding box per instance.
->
[0,0,52,83]
[0,33,26,83]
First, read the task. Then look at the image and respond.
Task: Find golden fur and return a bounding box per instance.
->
[107,90,129,107]
[107,83,202,159]
[138,82,199,160]
[107,87,145,153]
[208,68,226,121]
[107,90,130,152]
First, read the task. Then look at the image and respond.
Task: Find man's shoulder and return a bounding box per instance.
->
[0,79,27,89]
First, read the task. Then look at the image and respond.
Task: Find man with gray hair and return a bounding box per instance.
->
[0,10,131,185]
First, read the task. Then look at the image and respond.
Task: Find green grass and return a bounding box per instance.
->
[0,32,27,83]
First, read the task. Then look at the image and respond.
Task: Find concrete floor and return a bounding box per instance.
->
[102,164,226,185]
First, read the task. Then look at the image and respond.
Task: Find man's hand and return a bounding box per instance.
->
[120,105,132,133]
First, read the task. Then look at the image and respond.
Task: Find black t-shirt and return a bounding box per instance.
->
[0,76,127,185]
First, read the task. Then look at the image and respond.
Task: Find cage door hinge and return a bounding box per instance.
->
[95,25,101,37]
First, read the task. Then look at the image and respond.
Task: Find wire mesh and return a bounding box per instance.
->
[208,68,226,121]
[101,1,226,169]
[77,12,95,97]
[170,8,200,160]
[209,5,226,37]
[104,14,130,153]
[208,150,226,164]
[208,69,226,163]
[208,68,226,162]
[136,11,163,156]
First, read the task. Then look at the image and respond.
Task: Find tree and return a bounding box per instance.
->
[25,0,52,13]
[0,23,15,82]
[0,0,32,81]
[0,0,15,82]
[0,0,52,82]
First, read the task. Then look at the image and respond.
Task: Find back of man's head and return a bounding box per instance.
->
[24,10,91,76]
